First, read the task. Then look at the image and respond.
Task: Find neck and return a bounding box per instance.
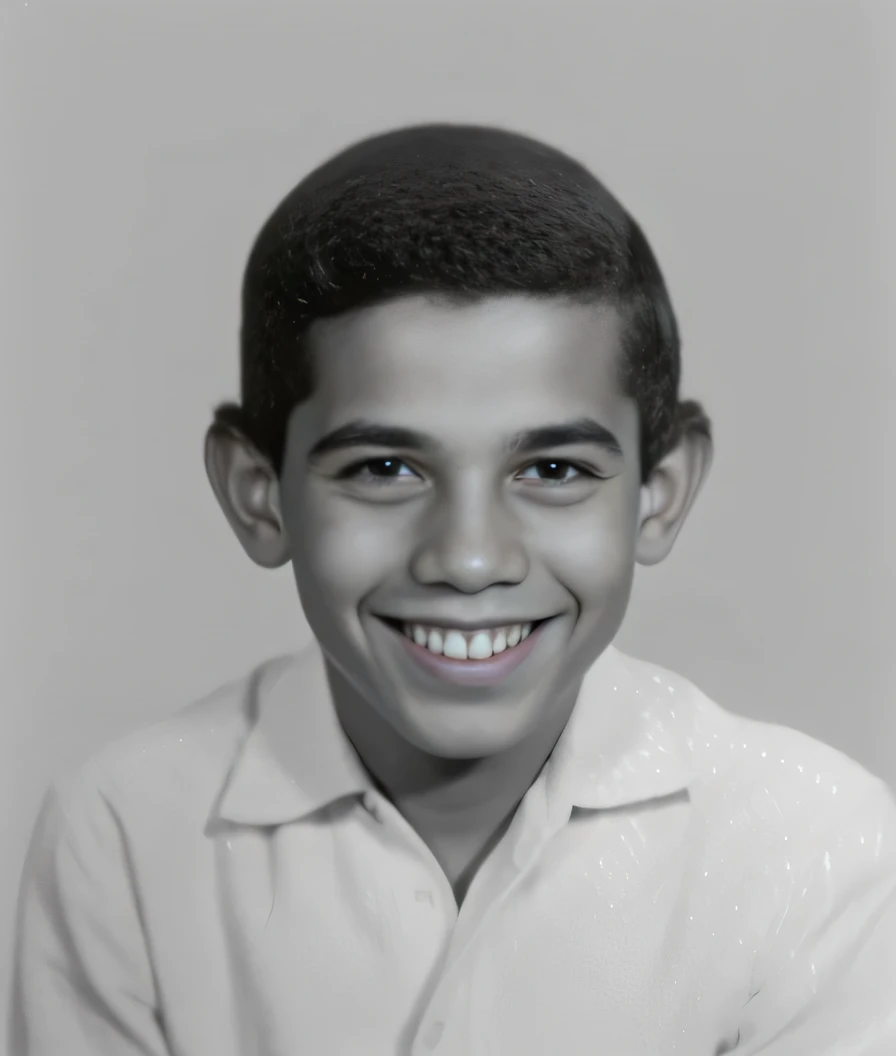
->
[327,666,580,843]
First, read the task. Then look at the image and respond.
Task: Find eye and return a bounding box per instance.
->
[337,457,421,484]
[516,459,597,485]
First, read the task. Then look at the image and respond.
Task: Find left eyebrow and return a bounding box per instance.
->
[508,417,624,458]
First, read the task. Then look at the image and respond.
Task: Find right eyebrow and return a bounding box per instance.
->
[306,419,437,461]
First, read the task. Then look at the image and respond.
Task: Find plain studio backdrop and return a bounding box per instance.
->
[1,0,894,1035]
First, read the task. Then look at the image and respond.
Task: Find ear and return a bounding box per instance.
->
[635,427,713,567]
[204,426,291,569]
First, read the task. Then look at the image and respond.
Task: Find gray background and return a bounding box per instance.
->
[2,0,894,1034]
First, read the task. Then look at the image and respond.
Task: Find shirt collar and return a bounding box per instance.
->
[216,645,373,826]
[215,640,696,827]
[544,643,697,811]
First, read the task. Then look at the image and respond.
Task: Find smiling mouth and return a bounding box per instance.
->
[377,616,551,662]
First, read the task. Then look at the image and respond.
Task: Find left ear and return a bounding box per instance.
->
[635,428,713,566]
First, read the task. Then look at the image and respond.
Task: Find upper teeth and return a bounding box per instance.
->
[403,622,533,660]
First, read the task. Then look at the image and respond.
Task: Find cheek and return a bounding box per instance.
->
[288,493,407,603]
[540,493,640,599]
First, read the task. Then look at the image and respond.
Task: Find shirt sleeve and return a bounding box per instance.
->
[738,774,896,1055]
[8,768,172,1056]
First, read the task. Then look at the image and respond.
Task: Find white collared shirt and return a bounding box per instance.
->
[9,642,896,1055]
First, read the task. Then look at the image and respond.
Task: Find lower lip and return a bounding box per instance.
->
[381,619,551,687]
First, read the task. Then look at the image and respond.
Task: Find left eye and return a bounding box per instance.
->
[516,460,592,484]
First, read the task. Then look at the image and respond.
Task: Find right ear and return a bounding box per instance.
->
[204,426,291,568]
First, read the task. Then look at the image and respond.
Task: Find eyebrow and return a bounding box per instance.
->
[307,416,624,460]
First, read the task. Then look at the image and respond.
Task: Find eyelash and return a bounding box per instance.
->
[336,457,602,486]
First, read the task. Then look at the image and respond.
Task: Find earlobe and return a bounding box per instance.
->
[635,430,713,567]
[204,427,292,569]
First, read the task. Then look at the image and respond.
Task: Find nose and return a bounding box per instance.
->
[409,486,529,593]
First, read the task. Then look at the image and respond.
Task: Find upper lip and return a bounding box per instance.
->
[375,614,553,631]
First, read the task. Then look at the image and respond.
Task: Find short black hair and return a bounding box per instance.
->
[213,123,710,481]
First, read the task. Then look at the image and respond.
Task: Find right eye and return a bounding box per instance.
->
[337,458,422,485]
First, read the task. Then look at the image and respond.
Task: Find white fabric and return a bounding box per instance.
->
[9,642,896,1055]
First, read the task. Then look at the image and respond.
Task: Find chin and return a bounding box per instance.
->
[397,703,542,760]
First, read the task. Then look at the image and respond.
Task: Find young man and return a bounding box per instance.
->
[10,125,896,1055]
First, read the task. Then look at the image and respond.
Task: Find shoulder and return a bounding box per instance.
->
[619,648,896,846]
[45,652,302,833]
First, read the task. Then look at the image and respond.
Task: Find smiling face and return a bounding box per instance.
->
[207,291,710,762]
[274,294,651,758]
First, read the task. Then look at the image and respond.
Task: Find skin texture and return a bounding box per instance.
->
[206,293,712,898]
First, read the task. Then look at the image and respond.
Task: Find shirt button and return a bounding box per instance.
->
[362,793,381,821]
[423,1020,444,1049]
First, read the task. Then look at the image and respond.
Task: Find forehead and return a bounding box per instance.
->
[300,294,635,444]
